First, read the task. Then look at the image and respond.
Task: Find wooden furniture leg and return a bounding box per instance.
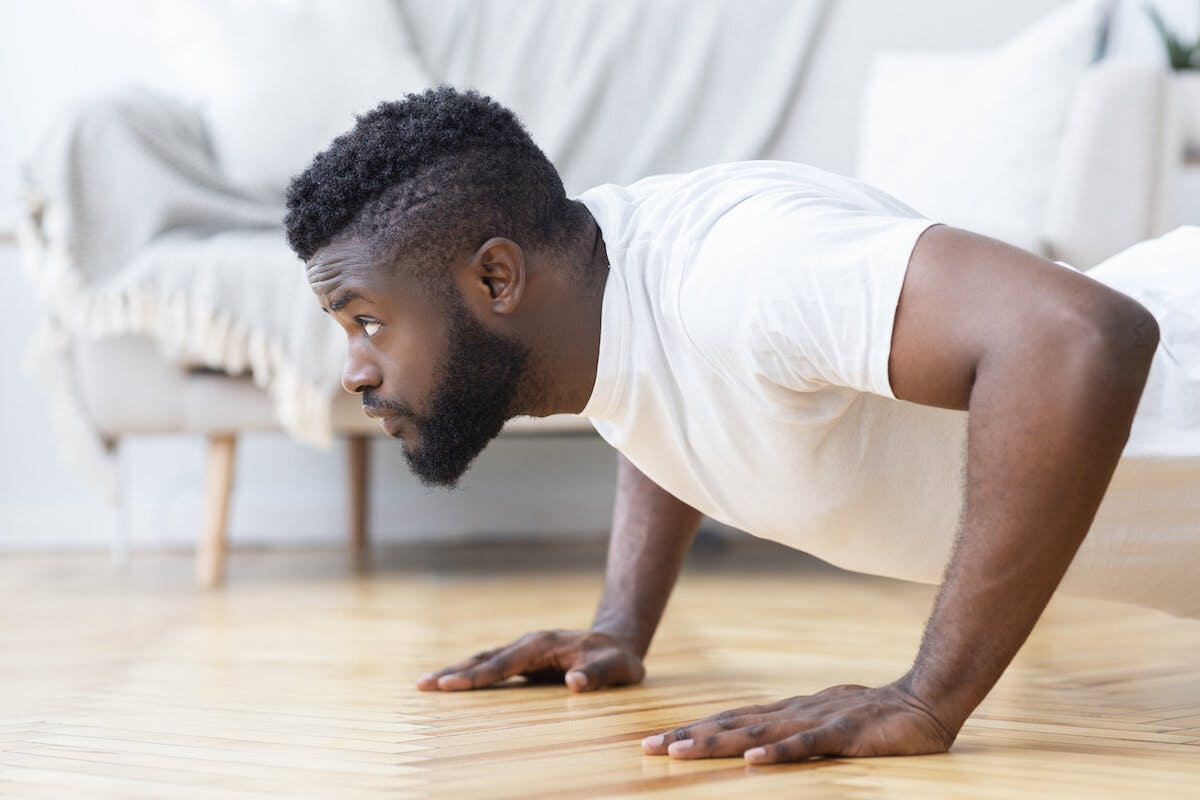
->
[102,436,131,570]
[347,434,370,555]
[196,433,237,589]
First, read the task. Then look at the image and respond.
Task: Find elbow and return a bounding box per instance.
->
[1072,299,1160,403]
[1097,299,1159,366]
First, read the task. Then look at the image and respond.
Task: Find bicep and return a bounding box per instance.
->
[887,224,1150,410]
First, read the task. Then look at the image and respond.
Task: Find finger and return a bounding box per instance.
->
[744,724,845,765]
[665,719,824,760]
[436,639,543,691]
[416,648,500,691]
[566,648,645,693]
[642,706,768,754]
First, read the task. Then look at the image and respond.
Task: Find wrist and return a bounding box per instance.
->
[892,669,972,739]
[589,617,650,659]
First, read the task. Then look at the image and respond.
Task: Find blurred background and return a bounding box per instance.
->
[2,0,1197,578]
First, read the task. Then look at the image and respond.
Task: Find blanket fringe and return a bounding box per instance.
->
[16,191,335,498]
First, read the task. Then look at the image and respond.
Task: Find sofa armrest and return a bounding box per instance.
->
[1044,61,1166,270]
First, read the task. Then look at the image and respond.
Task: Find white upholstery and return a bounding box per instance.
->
[1045,61,1169,269]
[74,333,590,437]
[855,0,1111,257]
[391,0,831,196]
[858,56,1163,271]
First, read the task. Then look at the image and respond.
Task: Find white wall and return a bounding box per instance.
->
[0,0,179,233]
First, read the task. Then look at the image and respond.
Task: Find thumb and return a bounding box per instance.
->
[565,648,645,693]
[565,669,589,692]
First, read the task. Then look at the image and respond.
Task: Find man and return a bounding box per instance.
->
[284,87,1192,765]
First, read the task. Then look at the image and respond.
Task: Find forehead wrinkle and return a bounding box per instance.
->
[306,255,346,295]
[306,235,412,316]
[306,266,345,311]
[307,241,374,312]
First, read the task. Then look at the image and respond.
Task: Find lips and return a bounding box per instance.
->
[380,414,404,437]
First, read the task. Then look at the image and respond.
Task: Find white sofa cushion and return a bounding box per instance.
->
[1044,61,1165,269]
[153,0,432,200]
[855,0,1112,255]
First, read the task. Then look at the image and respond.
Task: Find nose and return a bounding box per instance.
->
[341,343,382,395]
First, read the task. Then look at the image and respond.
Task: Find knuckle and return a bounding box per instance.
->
[703,734,720,749]
[550,651,573,673]
[470,664,499,684]
[747,722,769,740]
[669,727,690,742]
[832,715,857,735]
[714,711,740,731]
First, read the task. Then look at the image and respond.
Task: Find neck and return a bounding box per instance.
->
[525,211,609,417]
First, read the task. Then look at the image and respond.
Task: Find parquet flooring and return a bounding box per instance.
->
[1,538,1197,798]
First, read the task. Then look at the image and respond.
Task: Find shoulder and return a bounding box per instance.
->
[579,160,906,244]
[677,185,941,396]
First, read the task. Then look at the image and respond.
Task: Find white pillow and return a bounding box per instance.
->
[855,0,1112,255]
[153,0,432,200]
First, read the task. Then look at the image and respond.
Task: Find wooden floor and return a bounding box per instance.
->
[1,537,1198,799]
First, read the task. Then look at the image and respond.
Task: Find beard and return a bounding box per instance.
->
[379,291,530,489]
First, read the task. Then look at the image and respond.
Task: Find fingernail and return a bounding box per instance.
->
[668,739,694,755]
[438,674,468,690]
[642,735,664,749]
[566,671,587,690]
[745,747,766,761]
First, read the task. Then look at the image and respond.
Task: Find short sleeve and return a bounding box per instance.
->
[680,189,943,400]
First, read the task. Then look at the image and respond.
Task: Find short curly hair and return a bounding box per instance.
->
[284,85,587,295]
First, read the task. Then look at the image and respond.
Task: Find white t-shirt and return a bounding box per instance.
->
[575,160,1200,619]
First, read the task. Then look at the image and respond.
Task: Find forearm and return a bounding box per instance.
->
[898,312,1158,733]
[591,452,703,658]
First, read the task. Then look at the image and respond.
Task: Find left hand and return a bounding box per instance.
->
[641,682,958,765]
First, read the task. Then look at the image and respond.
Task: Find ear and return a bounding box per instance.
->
[462,237,526,314]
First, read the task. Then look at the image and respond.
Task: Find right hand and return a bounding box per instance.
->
[416,629,646,693]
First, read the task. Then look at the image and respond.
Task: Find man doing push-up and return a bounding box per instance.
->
[284,87,1199,765]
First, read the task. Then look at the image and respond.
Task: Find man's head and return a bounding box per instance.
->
[284,86,603,489]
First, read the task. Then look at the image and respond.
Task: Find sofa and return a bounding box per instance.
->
[17,0,1169,587]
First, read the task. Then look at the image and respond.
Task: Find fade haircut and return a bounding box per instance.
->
[284,85,589,298]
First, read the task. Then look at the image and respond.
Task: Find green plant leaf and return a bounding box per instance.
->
[1144,3,1200,70]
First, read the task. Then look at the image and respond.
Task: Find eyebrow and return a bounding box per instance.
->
[321,291,363,314]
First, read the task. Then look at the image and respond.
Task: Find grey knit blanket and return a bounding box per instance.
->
[17,87,346,496]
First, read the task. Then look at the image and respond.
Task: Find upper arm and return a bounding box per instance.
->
[888,224,1159,410]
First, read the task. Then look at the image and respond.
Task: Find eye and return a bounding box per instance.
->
[357,317,382,338]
